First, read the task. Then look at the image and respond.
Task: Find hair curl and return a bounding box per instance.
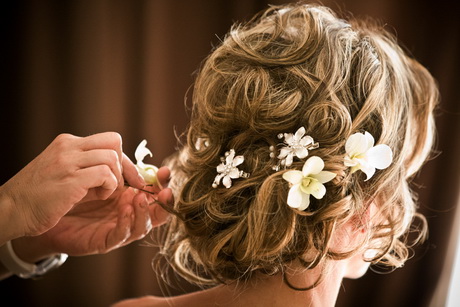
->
[157,3,438,288]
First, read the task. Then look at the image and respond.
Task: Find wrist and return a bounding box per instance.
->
[11,236,55,264]
[0,241,67,279]
[0,184,26,243]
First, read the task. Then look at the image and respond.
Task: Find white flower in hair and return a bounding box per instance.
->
[282,156,336,211]
[271,127,319,171]
[135,140,159,185]
[212,149,249,188]
[344,131,393,181]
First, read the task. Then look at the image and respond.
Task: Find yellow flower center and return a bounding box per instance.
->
[301,177,312,187]
[300,176,317,194]
[351,153,364,160]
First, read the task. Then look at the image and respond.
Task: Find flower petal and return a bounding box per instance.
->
[360,161,376,181]
[313,171,336,183]
[143,164,158,172]
[135,140,153,164]
[287,184,304,208]
[223,175,232,188]
[350,165,360,174]
[213,173,224,186]
[345,133,370,156]
[294,146,308,159]
[299,135,314,146]
[228,168,240,179]
[364,131,375,148]
[278,147,291,159]
[309,181,326,199]
[294,127,306,141]
[284,133,294,145]
[285,154,294,167]
[139,165,159,185]
[232,155,244,167]
[302,156,324,176]
[225,149,236,165]
[367,144,393,170]
[297,193,311,211]
[136,165,158,185]
[282,170,303,184]
[344,156,358,167]
[216,163,226,173]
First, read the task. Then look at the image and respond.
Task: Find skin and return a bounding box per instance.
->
[113,253,369,307]
[8,168,172,262]
[113,207,375,307]
[0,133,172,280]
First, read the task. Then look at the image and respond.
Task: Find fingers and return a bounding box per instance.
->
[130,194,153,240]
[115,194,153,247]
[122,153,145,189]
[72,133,166,197]
[100,188,170,253]
[150,203,170,228]
[150,188,172,227]
[75,165,119,201]
[122,191,171,245]
[78,132,123,161]
[156,166,171,188]
[105,206,132,252]
[77,150,123,188]
[77,132,124,189]
[157,187,174,208]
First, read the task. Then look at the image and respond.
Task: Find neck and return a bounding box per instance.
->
[210,261,347,307]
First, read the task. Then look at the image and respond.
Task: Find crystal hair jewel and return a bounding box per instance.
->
[270,127,319,171]
[195,137,210,151]
[212,149,250,188]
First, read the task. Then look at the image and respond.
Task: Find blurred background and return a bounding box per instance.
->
[1,0,459,306]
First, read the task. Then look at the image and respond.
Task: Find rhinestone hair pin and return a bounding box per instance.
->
[270,127,319,171]
[212,149,250,188]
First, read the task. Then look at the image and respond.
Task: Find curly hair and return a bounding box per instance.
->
[157,3,438,288]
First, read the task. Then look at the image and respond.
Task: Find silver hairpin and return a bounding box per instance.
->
[270,127,319,171]
[212,149,250,188]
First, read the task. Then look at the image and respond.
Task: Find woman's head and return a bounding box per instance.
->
[160,3,438,287]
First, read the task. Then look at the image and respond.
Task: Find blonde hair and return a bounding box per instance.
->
[158,3,438,288]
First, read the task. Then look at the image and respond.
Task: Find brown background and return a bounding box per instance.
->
[1,0,459,306]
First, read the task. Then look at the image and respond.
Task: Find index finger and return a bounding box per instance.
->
[122,152,145,189]
[78,132,123,161]
[78,132,124,187]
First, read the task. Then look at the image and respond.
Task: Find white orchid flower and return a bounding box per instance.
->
[282,156,336,211]
[278,127,317,167]
[135,140,158,185]
[212,149,249,188]
[344,131,393,181]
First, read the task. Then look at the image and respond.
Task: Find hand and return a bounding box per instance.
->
[0,132,145,241]
[10,167,173,262]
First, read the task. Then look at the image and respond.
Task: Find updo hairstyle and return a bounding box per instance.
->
[159,3,438,288]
